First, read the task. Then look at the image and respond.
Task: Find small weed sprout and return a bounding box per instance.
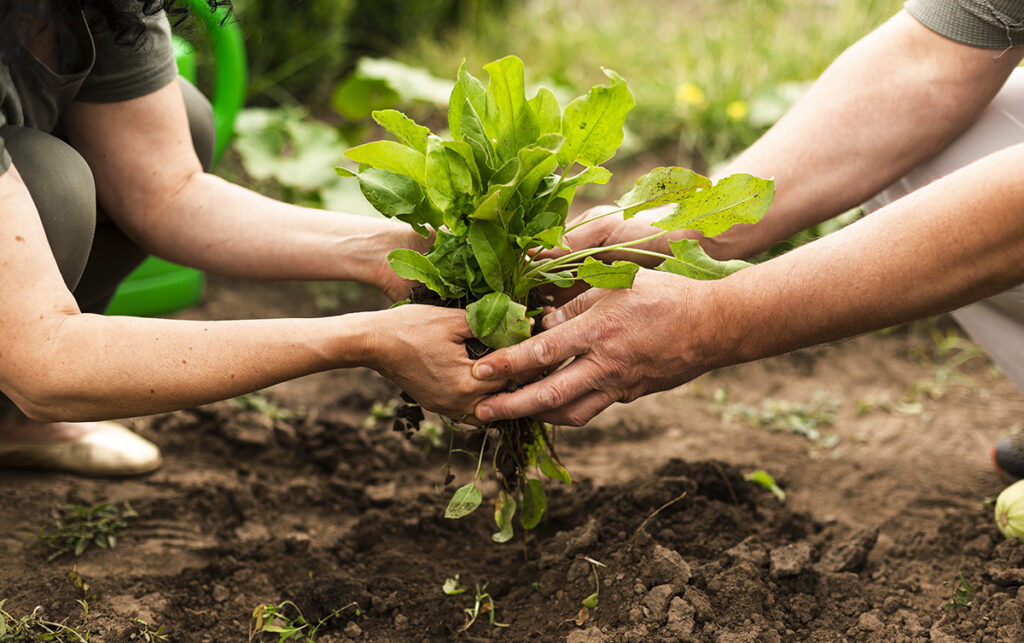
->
[442,575,466,596]
[231,393,294,422]
[0,598,91,642]
[942,573,974,611]
[581,556,607,609]
[249,600,359,643]
[458,583,509,633]
[33,502,138,561]
[129,618,168,642]
[745,469,786,502]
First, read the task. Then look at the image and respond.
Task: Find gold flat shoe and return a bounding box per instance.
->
[0,421,162,476]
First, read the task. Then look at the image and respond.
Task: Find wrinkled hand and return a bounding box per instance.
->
[367,304,507,418]
[472,270,718,426]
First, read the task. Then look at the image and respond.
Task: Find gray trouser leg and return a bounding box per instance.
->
[861,68,1024,392]
[0,77,214,415]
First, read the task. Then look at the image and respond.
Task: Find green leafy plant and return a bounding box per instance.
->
[339,55,773,536]
[0,599,91,642]
[248,600,360,643]
[32,503,138,562]
[580,556,607,609]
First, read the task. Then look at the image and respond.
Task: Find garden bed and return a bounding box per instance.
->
[2,276,1023,641]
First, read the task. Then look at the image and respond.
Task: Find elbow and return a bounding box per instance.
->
[5,385,78,423]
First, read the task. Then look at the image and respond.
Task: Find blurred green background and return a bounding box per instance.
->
[181,0,903,216]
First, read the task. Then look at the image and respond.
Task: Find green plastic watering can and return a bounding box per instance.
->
[104,0,246,317]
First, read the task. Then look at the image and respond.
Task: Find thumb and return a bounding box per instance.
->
[542,287,608,329]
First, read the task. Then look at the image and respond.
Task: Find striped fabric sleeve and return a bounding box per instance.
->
[905,0,1024,49]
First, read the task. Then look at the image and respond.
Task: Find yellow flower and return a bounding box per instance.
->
[675,82,705,107]
[726,100,749,122]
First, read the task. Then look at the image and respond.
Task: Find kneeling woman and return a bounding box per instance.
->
[0,0,498,474]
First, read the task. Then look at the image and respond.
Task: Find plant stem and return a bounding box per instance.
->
[522,230,671,279]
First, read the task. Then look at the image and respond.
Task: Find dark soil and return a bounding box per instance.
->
[2,276,1024,642]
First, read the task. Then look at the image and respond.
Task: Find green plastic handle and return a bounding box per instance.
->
[180,0,247,163]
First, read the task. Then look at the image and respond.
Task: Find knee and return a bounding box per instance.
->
[1,127,96,291]
[179,77,216,172]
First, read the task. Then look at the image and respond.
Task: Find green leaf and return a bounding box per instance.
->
[537,270,575,288]
[469,219,515,293]
[530,87,562,136]
[577,256,639,289]
[558,166,613,195]
[334,57,451,120]
[539,451,572,484]
[583,593,600,609]
[442,576,466,595]
[745,469,786,502]
[492,490,517,543]
[466,292,513,338]
[444,140,482,192]
[345,140,426,185]
[511,144,560,202]
[653,173,775,236]
[387,248,458,298]
[445,482,483,519]
[428,231,481,295]
[372,109,431,154]
[519,479,548,529]
[449,61,487,140]
[425,136,474,215]
[470,189,502,222]
[558,68,635,167]
[482,56,540,164]
[657,239,752,280]
[355,168,422,217]
[616,167,712,219]
[474,298,531,349]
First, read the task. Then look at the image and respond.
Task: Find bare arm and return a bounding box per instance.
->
[472,142,1024,425]
[560,10,1024,265]
[0,166,494,422]
[62,80,424,299]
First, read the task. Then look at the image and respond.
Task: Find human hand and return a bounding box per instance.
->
[372,228,433,302]
[471,269,719,426]
[365,304,507,418]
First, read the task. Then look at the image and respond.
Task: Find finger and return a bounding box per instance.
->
[535,389,618,427]
[472,320,587,382]
[474,358,595,422]
[542,287,609,329]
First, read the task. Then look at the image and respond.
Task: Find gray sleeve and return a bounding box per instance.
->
[76,11,179,103]
[905,0,1024,49]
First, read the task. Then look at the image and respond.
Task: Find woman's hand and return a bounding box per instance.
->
[364,304,507,418]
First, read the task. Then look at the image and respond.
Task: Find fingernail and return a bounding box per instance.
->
[477,405,494,421]
[544,309,566,329]
[474,363,494,379]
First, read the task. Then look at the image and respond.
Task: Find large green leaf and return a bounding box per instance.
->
[511,143,560,202]
[372,109,431,154]
[448,61,487,140]
[355,168,422,217]
[577,256,639,289]
[482,56,540,164]
[345,140,426,185]
[428,231,481,295]
[530,87,562,136]
[445,483,482,519]
[425,136,474,215]
[558,68,635,167]
[469,219,515,293]
[492,490,517,543]
[444,140,482,192]
[387,248,458,298]
[656,239,752,280]
[616,167,712,219]
[519,479,548,529]
[653,174,775,237]
[466,292,513,338]
[472,297,530,349]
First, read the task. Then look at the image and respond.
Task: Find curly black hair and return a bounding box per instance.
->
[1,0,232,60]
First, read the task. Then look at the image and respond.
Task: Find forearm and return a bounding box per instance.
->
[126,172,418,283]
[708,142,1024,368]
[8,312,374,422]
[703,10,1023,260]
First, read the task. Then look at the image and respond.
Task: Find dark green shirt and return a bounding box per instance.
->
[0,9,177,175]
[906,0,1024,49]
